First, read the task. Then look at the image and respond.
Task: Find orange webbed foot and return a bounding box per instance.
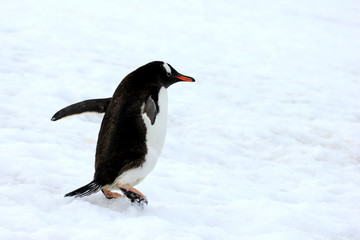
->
[101,188,124,199]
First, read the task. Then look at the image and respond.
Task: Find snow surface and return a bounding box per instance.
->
[1,0,360,239]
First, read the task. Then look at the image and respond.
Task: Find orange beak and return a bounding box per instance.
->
[176,75,195,82]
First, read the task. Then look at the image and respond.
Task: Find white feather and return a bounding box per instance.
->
[163,62,172,75]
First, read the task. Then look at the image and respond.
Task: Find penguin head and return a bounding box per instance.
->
[159,62,195,88]
[137,61,195,88]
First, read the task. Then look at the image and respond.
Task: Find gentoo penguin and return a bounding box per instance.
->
[53,61,195,205]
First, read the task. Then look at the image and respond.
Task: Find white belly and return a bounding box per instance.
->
[113,87,168,187]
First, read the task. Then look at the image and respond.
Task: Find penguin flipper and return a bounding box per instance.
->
[64,181,101,198]
[51,98,112,121]
[143,95,158,125]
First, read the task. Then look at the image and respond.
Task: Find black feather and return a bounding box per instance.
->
[51,98,111,121]
[64,181,101,198]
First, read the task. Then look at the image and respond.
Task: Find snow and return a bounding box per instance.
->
[1,0,360,239]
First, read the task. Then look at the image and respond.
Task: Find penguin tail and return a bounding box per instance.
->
[64,181,101,198]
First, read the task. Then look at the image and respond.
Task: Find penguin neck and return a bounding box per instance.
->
[156,86,168,115]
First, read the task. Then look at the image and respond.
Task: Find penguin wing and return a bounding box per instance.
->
[143,95,158,125]
[51,98,112,121]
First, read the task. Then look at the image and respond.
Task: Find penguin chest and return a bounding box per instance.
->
[114,87,168,186]
[143,87,168,158]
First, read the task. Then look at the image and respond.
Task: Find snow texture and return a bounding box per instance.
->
[1,0,360,239]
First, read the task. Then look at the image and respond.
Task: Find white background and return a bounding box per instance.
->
[1,0,359,239]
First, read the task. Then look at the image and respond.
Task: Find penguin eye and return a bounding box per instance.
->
[166,72,171,77]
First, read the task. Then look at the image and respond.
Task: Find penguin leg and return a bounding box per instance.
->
[101,187,123,199]
[118,184,148,205]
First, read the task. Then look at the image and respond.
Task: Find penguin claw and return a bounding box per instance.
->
[120,188,148,206]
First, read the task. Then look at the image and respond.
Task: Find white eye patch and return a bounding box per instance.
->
[163,62,172,76]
